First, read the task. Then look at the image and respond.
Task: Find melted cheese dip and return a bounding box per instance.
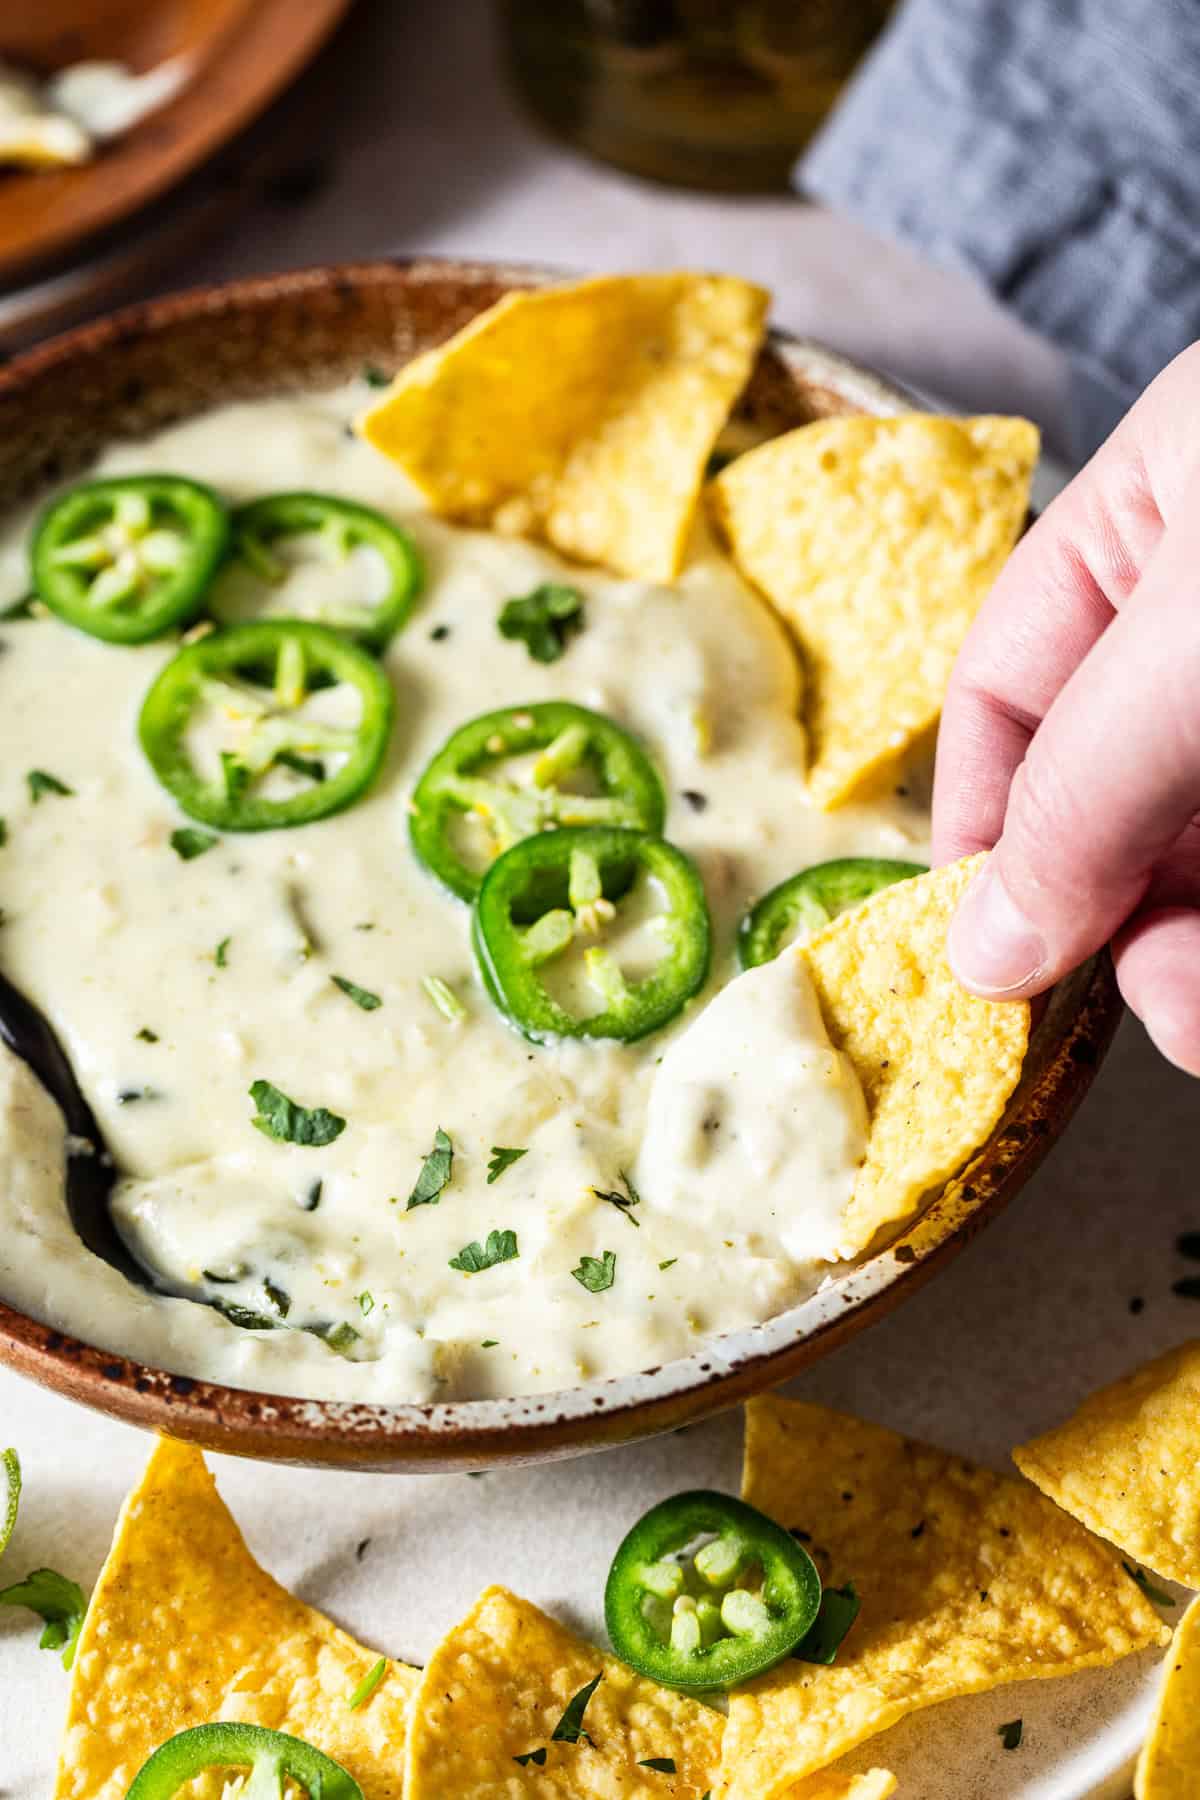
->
[0,384,929,1402]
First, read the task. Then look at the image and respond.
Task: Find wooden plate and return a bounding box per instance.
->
[0,0,351,283]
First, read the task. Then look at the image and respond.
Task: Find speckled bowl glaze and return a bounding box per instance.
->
[0,259,1123,1470]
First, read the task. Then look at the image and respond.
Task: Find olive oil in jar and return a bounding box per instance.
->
[499,0,894,193]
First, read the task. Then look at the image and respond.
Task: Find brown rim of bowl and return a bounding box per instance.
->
[0,258,1125,1471]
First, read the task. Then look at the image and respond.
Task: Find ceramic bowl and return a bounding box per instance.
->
[0,259,1122,1469]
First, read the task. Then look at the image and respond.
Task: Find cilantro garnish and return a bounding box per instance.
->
[316,1321,360,1358]
[498,583,584,663]
[658,1258,677,1271]
[449,1229,519,1274]
[514,1747,547,1767]
[1123,1561,1176,1607]
[591,1172,640,1228]
[27,770,73,805]
[332,974,382,1012]
[998,1719,1023,1751]
[135,1026,159,1043]
[639,1759,677,1773]
[214,936,231,968]
[0,819,6,848]
[249,1079,346,1148]
[0,595,35,620]
[171,826,218,860]
[348,1656,387,1710]
[1,1448,19,1561]
[481,1339,499,1348]
[406,1127,454,1209]
[362,364,391,388]
[0,1566,87,1668]
[551,1672,602,1744]
[794,1581,859,1664]
[572,1251,616,1293]
[487,1146,528,1184]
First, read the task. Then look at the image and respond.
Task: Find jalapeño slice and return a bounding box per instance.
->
[31,475,230,645]
[138,620,394,831]
[125,1722,363,1800]
[472,825,710,1045]
[605,1491,822,1692]
[219,491,423,651]
[737,856,927,968]
[411,701,665,903]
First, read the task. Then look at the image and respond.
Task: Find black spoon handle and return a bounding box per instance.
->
[0,968,148,1286]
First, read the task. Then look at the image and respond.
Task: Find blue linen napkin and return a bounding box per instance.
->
[798,0,1200,457]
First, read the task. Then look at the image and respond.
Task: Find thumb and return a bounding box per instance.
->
[948,509,1200,997]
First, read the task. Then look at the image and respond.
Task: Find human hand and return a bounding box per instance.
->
[933,344,1200,1075]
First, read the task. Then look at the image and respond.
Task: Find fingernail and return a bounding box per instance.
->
[948,864,1047,996]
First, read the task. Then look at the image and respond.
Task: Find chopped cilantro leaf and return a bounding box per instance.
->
[249,1079,346,1147]
[481,1339,499,1348]
[171,826,218,860]
[794,1581,859,1664]
[27,769,73,804]
[214,936,231,968]
[591,1172,640,1227]
[551,1672,601,1744]
[658,1258,677,1271]
[315,1321,360,1358]
[449,1228,519,1274]
[348,1656,387,1709]
[0,1566,87,1668]
[498,583,584,663]
[0,819,6,847]
[135,1027,159,1043]
[514,1748,546,1767]
[1123,1561,1176,1606]
[998,1719,1023,1751]
[487,1146,528,1184]
[572,1250,616,1293]
[332,974,382,1011]
[362,364,391,388]
[639,1759,677,1773]
[0,595,35,621]
[406,1127,454,1209]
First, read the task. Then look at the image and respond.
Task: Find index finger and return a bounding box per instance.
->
[931,345,1200,864]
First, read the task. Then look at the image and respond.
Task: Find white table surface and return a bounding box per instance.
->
[2,5,1193,1796]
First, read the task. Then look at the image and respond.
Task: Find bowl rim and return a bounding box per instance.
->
[0,257,1125,1469]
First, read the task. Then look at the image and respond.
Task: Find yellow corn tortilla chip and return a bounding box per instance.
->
[797,854,1029,1254]
[788,1771,896,1800]
[54,1437,417,1800]
[716,1396,1167,1800]
[404,1584,723,1798]
[360,272,768,583]
[708,413,1038,808]
[1014,1340,1200,1587]
[1136,1594,1200,1800]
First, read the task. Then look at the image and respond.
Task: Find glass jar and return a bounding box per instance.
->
[499,0,894,193]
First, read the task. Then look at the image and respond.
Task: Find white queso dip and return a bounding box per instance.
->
[0,383,929,1402]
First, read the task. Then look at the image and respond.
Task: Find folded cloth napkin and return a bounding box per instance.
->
[798,0,1200,458]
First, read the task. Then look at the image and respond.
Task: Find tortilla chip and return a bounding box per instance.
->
[404,1584,723,1798]
[797,854,1029,1254]
[1014,1340,1200,1587]
[708,414,1037,808]
[1136,1594,1200,1799]
[788,1771,896,1800]
[54,1437,417,1800]
[360,272,768,583]
[716,1396,1167,1800]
